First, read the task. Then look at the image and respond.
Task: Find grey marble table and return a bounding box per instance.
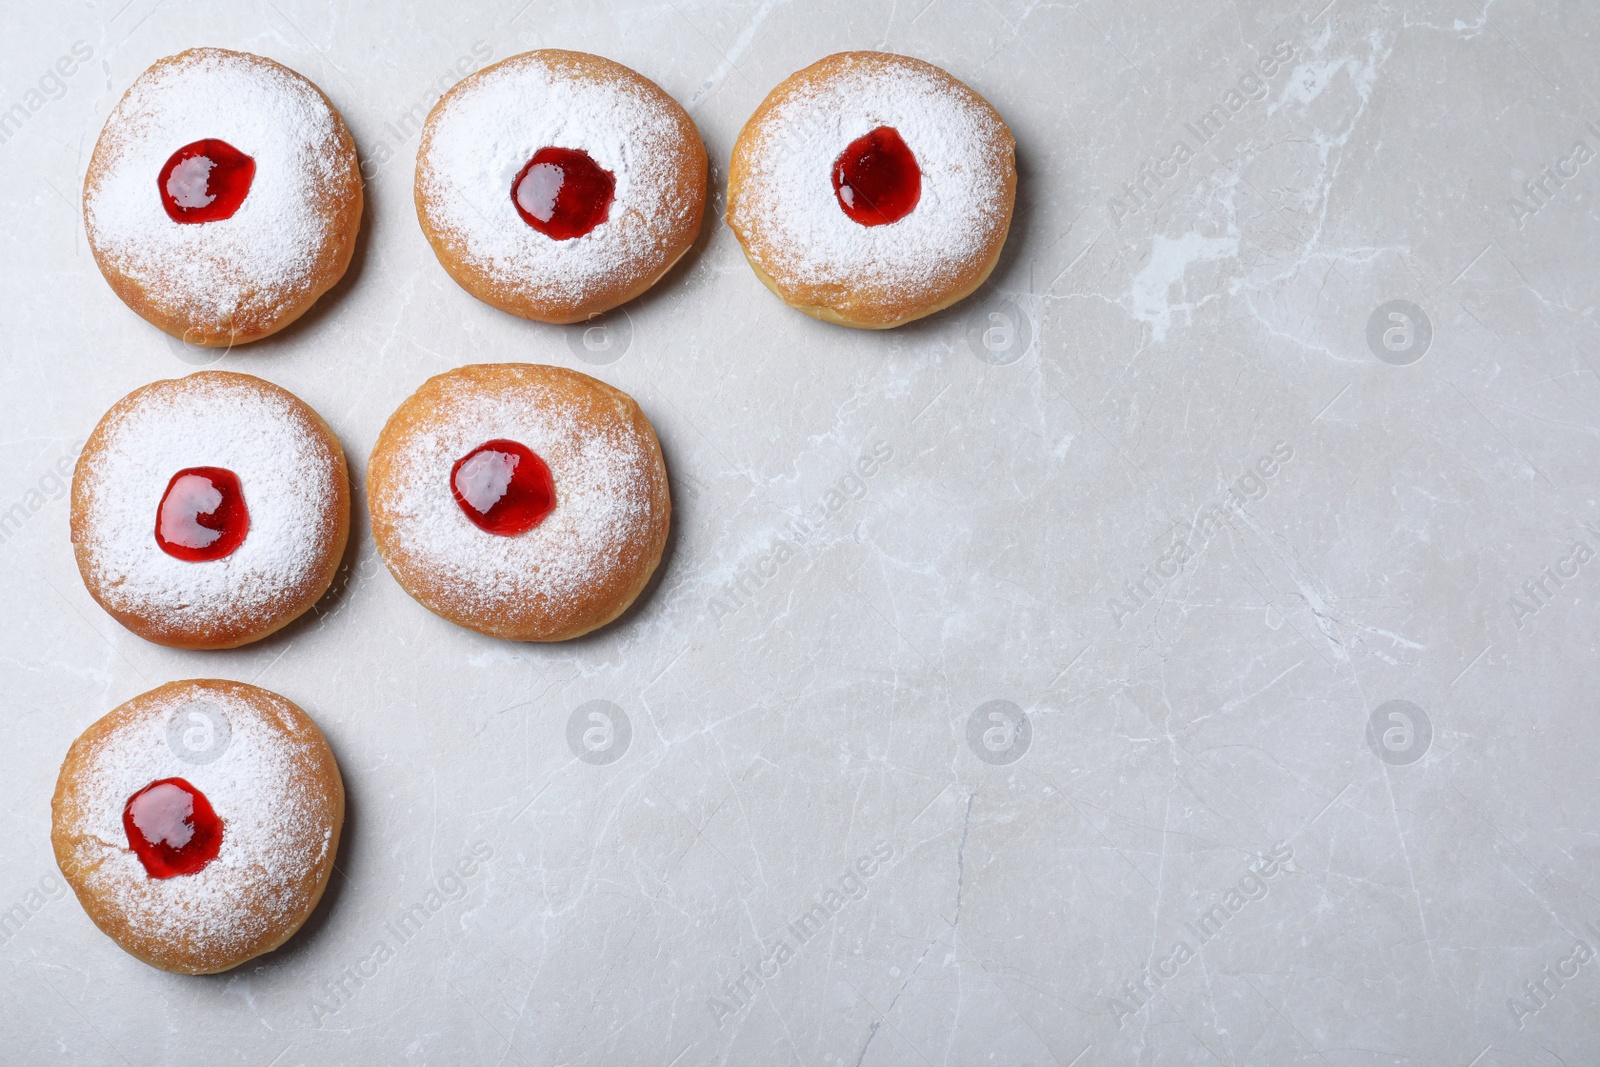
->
[1,0,1597,1063]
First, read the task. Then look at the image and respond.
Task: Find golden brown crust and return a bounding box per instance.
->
[71,371,350,650]
[82,48,363,346]
[51,679,344,974]
[737,231,1010,330]
[726,51,1016,329]
[414,50,706,324]
[367,364,670,641]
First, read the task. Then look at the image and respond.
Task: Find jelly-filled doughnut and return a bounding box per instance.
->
[51,679,344,974]
[83,48,363,346]
[414,50,706,324]
[726,52,1015,329]
[366,364,670,640]
[71,371,350,649]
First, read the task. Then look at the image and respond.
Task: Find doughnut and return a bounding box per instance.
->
[414,49,707,324]
[71,371,350,650]
[726,51,1016,329]
[366,364,670,641]
[83,48,363,347]
[51,679,344,975]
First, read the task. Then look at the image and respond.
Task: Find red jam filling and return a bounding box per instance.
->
[158,139,256,223]
[155,466,249,562]
[451,439,555,536]
[511,147,616,239]
[123,777,223,879]
[831,126,922,226]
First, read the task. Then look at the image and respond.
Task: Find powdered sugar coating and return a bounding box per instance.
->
[368,365,669,640]
[52,680,342,973]
[728,52,1013,306]
[83,48,356,337]
[73,372,347,646]
[415,50,703,313]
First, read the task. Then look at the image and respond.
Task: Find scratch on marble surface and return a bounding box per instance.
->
[683,0,785,105]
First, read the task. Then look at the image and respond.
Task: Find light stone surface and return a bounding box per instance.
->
[1,0,1598,1063]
